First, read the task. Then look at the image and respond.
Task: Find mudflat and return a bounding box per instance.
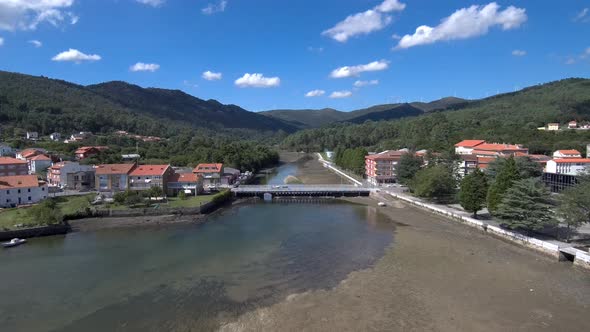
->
[220,197,590,332]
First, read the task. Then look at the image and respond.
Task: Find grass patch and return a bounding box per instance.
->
[166,195,215,208]
[0,194,94,230]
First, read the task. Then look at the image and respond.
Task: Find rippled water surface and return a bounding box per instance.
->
[0,201,395,332]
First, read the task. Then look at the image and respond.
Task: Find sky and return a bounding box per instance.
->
[0,0,589,112]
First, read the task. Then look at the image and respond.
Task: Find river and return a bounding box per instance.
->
[0,157,393,332]
[1,156,589,332]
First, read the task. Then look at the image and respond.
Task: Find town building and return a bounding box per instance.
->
[75,146,109,160]
[553,149,582,159]
[49,132,61,141]
[365,150,409,185]
[66,132,92,143]
[28,154,52,174]
[545,159,590,176]
[0,175,48,208]
[26,131,38,140]
[95,164,136,192]
[547,123,560,131]
[568,121,578,129]
[454,140,486,155]
[47,162,95,190]
[193,163,224,188]
[471,143,528,157]
[0,157,28,176]
[121,154,141,162]
[0,143,14,156]
[129,165,173,192]
[167,172,204,196]
[16,148,46,160]
[457,155,479,178]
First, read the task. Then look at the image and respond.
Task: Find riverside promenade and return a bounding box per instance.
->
[316,153,590,271]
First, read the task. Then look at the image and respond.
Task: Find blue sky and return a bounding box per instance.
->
[0,0,589,112]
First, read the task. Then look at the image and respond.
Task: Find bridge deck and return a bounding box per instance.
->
[232,185,371,197]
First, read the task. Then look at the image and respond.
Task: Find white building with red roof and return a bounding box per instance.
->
[48,162,95,189]
[0,175,48,207]
[454,140,486,155]
[28,154,52,174]
[193,163,224,187]
[129,165,172,192]
[552,149,582,159]
[167,172,204,196]
[95,164,137,192]
[546,159,590,176]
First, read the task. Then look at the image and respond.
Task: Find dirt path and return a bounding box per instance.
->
[220,197,590,332]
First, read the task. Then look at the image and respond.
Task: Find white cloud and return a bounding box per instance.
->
[202,70,222,81]
[130,62,160,72]
[0,0,78,31]
[330,90,353,99]
[202,0,227,15]
[0,37,3,46]
[235,73,280,88]
[307,46,324,53]
[574,8,589,22]
[51,48,101,63]
[28,39,41,47]
[330,60,389,78]
[397,2,527,49]
[305,89,325,97]
[391,33,401,40]
[354,79,379,87]
[322,0,406,42]
[512,49,526,56]
[136,0,165,7]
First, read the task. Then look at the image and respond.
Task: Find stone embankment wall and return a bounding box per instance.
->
[383,191,590,270]
[0,224,69,241]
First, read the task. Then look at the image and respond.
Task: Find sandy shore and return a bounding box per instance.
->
[69,213,207,232]
[295,154,347,185]
[219,197,590,332]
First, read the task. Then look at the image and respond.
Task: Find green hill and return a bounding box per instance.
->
[281,78,590,155]
[0,71,296,138]
[260,97,467,128]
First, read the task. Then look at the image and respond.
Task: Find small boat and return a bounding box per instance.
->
[378,202,386,207]
[2,238,27,248]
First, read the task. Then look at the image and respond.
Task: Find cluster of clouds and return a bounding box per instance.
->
[130,62,160,72]
[565,47,590,65]
[0,0,78,31]
[323,0,406,43]
[202,0,227,15]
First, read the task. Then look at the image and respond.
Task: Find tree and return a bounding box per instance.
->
[396,153,423,185]
[113,192,126,205]
[487,156,542,180]
[124,190,142,206]
[149,186,164,199]
[487,156,520,213]
[410,164,457,203]
[27,199,63,225]
[557,175,590,241]
[495,178,556,234]
[459,169,489,218]
[178,190,187,200]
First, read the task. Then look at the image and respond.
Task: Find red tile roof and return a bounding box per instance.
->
[169,173,201,183]
[0,157,27,165]
[193,163,223,173]
[20,148,44,159]
[29,154,51,161]
[0,175,41,189]
[365,150,407,160]
[553,158,590,164]
[454,140,486,148]
[555,150,581,155]
[475,143,527,151]
[130,165,170,176]
[95,164,136,175]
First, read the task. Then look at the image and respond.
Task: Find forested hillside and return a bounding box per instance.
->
[0,71,295,138]
[281,78,590,155]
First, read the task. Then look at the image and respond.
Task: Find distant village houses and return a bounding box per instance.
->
[0,175,48,208]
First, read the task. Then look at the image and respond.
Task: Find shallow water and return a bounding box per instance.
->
[0,202,395,332]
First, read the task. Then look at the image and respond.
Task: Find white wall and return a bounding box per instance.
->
[546,160,590,176]
[0,183,48,208]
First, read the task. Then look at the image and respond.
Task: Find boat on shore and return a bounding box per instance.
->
[2,238,27,248]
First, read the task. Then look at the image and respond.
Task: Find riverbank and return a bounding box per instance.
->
[220,196,590,332]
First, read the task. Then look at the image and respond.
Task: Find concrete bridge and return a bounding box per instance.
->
[231,185,371,198]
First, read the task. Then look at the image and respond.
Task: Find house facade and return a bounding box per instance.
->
[16,148,46,160]
[0,175,48,208]
[75,146,108,160]
[193,163,224,187]
[0,157,29,176]
[547,123,560,131]
[167,172,204,196]
[48,162,96,189]
[49,133,61,141]
[0,143,14,156]
[129,165,173,192]
[546,159,590,176]
[28,154,52,174]
[26,131,38,140]
[95,164,136,192]
[454,140,486,155]
[365,150,408,185]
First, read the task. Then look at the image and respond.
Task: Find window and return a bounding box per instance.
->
[6,190,10,194]
[18,189,21,194]
[27,188,31,193]
[42,187,45,191]
[28,196,31,201]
